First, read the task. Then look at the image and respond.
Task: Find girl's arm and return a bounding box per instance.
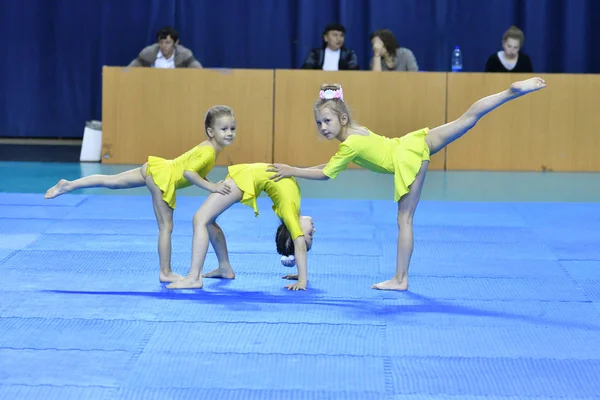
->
[267,164,329,182]
[309,164,327,170]
[285,237,308,291]
[183,170,231,195]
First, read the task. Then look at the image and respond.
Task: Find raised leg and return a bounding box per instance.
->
[167,178,243,289]
[426,77,546,155]
[145,175,180,283]
[372,160,429,291]
[45,165,147,199]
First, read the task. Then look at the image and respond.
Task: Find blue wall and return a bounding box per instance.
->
[1,0,598,138]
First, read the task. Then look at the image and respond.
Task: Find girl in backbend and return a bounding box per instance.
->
[44,105,237,283]
[166,162,315,291]
[267,77,546,291]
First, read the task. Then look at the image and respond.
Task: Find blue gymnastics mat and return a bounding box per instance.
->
[1,193,600,400]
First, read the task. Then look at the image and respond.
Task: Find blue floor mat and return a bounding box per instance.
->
[0,349,136,386]
[0,219,56,234]
[561,260,600,280]
[0,249,16,262]
[0,193,86,207]
[0,205,75,219]
[0,386,118,400]
[0,317,156,351]
[389,356,600,398]
[0,233,40,250]
[115,388,386,400]
[142,322,384,356]
[122,352,387,392]
[1,193,599,399]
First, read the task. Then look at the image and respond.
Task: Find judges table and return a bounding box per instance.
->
[102,67,600,172]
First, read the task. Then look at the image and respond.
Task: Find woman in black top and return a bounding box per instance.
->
[485,26,533,73]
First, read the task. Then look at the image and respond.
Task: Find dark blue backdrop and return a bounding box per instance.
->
[1,0,598,138]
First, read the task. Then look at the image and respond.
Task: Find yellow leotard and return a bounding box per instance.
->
[146,145,216,209]
[322,128,430,202]
[226,163,304,240]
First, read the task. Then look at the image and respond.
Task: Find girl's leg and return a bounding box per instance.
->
[167,178,243,289]
[202,222,236,279]
[373,160,429,291]
[145,175,181,283]
[426,77,546,156]
[45,164,148,199]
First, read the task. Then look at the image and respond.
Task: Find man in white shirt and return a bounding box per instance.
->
[128,27,202,69]
[301,24,359,71]
[154,39,176,69]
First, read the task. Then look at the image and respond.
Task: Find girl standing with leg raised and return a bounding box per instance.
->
[45,105,237,283]
[268,77,546,291]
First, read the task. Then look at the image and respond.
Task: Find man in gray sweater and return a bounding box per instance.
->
[128,26,202,69]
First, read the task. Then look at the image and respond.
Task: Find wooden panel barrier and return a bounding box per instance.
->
[101,67,274,166]
[102,67,600,172]
[272,70,447,170]
[445,73,600,172]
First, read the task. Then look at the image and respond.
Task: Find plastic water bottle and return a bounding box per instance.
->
[451,46,463,72]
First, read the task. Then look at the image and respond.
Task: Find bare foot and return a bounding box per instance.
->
[44,179,70,199]
[510,77,546,95]
[166,277,203,289]
[372,277,408,291]
[159,271,185,283]
[202,266,235,279]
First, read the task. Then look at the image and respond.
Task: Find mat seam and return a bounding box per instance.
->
[0,317,384,327]
[111,323,158,395]
[0,385,595,400]
[4,352,600,363]
[0,204,80,208]
[556,260,600,316]
[0,249,19,264]
[0,347,136,353]
[0,383,118,389]
[1,293,594,304]
[379,301,395,399]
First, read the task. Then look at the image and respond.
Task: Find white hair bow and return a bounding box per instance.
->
[280,255,296,267]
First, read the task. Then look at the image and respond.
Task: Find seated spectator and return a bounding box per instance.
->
[370,29,418,72]
[301,23,359,71]
[485,26,533,73]
[129,27,202,69]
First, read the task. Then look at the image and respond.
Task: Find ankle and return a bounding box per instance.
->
[187,272,202,281]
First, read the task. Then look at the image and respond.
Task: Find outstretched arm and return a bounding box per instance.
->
[309,164,327,170]
[267,164,329,182]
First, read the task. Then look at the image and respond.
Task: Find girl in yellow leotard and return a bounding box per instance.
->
[166,162,315,291]
[44,105,237,283]
[267,78,546,292]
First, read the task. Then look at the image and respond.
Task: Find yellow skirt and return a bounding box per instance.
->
[146,156,178,209]
[226,164,262,216]
[392,128,431,202]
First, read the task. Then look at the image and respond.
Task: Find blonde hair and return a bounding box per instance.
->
[204,105,234,136]
[503,25,525,47]
[314,83,353,126]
